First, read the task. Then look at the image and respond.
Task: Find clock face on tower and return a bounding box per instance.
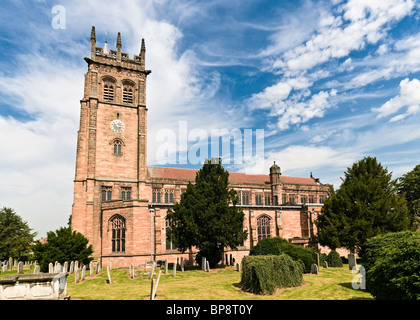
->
[110,119,125,133]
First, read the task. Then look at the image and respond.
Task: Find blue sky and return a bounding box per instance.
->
[1,0,420,238]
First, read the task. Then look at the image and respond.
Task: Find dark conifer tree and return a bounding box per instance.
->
[316,157,411,254]
[166,158,248,267]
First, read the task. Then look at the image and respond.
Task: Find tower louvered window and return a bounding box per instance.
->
[123,87,133,104]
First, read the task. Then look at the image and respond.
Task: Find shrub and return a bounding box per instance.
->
[362,231,420,300]
[240,255,303,295]
[326,250,343,267]
[249,237,316,273]
[319,253,327,266]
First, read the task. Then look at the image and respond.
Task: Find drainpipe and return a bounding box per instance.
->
[149,208,154,262]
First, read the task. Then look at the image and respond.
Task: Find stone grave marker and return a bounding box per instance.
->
[311,263,319,275]
[17,261,23,274]
[348,253,357,270]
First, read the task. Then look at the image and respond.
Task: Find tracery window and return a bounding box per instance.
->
[121,187,131,200]
[152,189,161,203]
[110,215,126,253]
[164,189,174,204]
[113,139,122,155]
[102,186,112,202]
[165,219,177,251]
[257,215,271,242]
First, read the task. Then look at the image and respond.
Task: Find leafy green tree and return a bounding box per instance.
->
[397,164,420,229]
[0,207,37,260]
[31,226,93,272]
[315,157,411,255]
[166,159,248,267]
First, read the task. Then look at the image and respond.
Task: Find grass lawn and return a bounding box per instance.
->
[58,264,373,300]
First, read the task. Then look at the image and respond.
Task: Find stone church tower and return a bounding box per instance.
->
[71,26,152,261]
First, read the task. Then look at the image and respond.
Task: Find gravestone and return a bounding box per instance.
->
[17,262,23,275]
[180,257,184,272]
[323,261,328,268]
[130,263,134,278]
[74,261,79,272]
[107,266,112,284]
[33,265,40,274]
[89,261,93,276]
[202,257,206,271]
[48,263,53,274]
[348,253,357,270]
[151,270,161,300]
[236,262,241,272]
[164,259,168,274]
[75,267,79,283]
[206,261,210,272]
[172,263,177,277]
[81,266,86,281]
[69,261,74,273]
[63,261,68,273]
[313,252,320,267]
[311,263,319,275]
[110,260,113,271]
[8,257,13,270]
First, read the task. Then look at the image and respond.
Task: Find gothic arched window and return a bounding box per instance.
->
[103,77,115,102]
[257,215,271,242]
[110,215,126,253]
[122,80,135,105]
[113,140,122,155]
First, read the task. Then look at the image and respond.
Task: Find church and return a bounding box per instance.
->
[71,27,331,267]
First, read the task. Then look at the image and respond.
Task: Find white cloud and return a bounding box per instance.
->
[373,78,420,120]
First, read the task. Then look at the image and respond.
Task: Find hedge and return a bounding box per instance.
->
[362,231,420,300]
[249,237,316,273]
[240,254,303,295]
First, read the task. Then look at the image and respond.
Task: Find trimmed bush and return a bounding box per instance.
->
[326,250,343,267]
[249,237,316,273]
[362,231,420,300]
[240,255,303,295]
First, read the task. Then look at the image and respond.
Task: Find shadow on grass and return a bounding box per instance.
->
[338,282,374,300]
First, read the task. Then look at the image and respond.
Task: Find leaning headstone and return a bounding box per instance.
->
[206,261,210,273]
[311,263,319,275]
[151,270,161,300]
[95,262,100,274]
[180,257,184,272]
[164,259,168,274]
[48,263,53,274]
[313,252,320,267]
[107,266,112,284]
[17,261,24,274]
[323,261,328,268]
[348,253,356,270]
[89,261,93,276]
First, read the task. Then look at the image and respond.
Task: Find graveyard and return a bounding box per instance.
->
[0,258,373,300]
